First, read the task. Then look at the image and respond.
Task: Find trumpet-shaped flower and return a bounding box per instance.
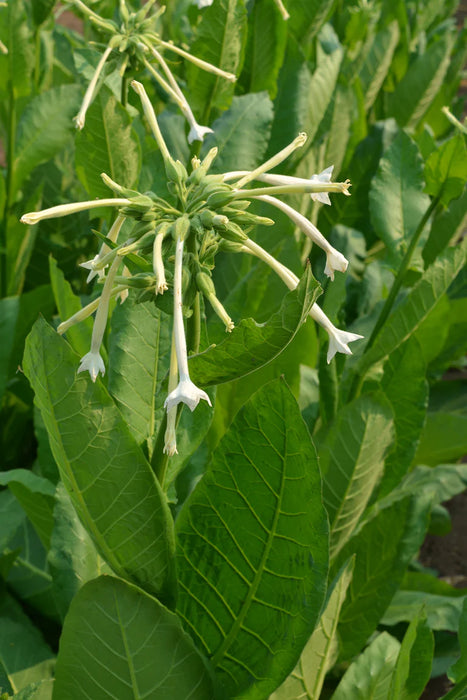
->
[188,122,214,145]
[78,351,106,382]
[165,377,212,412]
[195,0,214,7]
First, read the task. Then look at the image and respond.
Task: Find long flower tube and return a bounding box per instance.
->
[131,80,171,162]
[234,133,307,189]
[164,237,212,412]
[164,335,179,456]
[21,199,130,225]
[80,214,126,283]
[252,194,348,281]
[57,284,128,335]
[74,44,114,130]
[157,39,236,82]
[241,237,363,363]
[78,255,122,381]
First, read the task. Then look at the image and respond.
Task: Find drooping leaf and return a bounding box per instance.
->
[176,379,329,699]
[190,266,321,386]
[387,33,454,129]
[270,558,354,700]
[369,130,430,266]
[75,87,141,201]
[425,133,467,207]
[359,21,400,111]
[186,0,247,119]
[23,317,176,601]
[13,85,82,193]
[318,394,394,559]
[53,576,214,700]
[377,338,428,496]
[332,632,401,700]
[333,494,432,660]
[389,609,434,700]
[202,92,274,173]
[381,591,465,633]
[357,238,467,375]
[240,0,287,98]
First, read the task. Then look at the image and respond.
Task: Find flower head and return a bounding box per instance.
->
[77,351,106,382]
[326,328,364,364]
[165,378,212,412]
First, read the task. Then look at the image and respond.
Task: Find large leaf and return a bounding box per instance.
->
[53,576,214,700]
[271,558,354,700]
[381,591,465,633]
[356,238,467,376]
[449,599,467,683]
[286,0,337,41]
[387,33,454,128]
[108,293,171,451]
[75,88,141,201]
[240,0,287,98]
[23,317,176,601]
[377,338,428,496]
[189,266,321,386]
[31,0,56,26]
[332,632,401,700]
[333,494,432,660]
[186,0,247,119]
[423,188,467,266]
[369,130,430,266]
[2,0,32,98]
[176,379,329,699]
[202,92,274,173]
[13,85,82,193]
[425,133,467,207]
[359,21,400,111]
[318,394,394,559]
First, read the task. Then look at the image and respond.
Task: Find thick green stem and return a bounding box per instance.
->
[348,195,440,401]
[121,73,128,107]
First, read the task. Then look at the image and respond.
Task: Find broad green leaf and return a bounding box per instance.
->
[75,88,141,201]
[425,133,467,207]
[359,21,400,111]
[0,470,55,548]
[318,394,394,559]
[286,0,336,41]
[377,338,428,496]
[381,591,465,632]
[387,33,454,128]
[203,92,274,173]
[186,0,247,119]
[357,238,467,375]
[333,494,432,660]
[13,85,82,193]
[389,609,434,700]
[423,188,467,266]
[0,490,25,549]
[53,576,214,700]
[6,184,43,296]
[176,379,329,699]
[31,0,56,26]
[23,317,176,601]
[240,0,287,98]
[0,594,54,694]
[304,42,343,146]
[0,297,19,401]
[48,483,108,621]
[414,409,467,466]
[271,558,354,700]
[369,130,430,266]
[108,293,171,452]
[450,599,467,683]
[49,256,93,358]
[332,632,401,700]
[0,660,13,695]
[3,0,32,98]
[190,266,321,386]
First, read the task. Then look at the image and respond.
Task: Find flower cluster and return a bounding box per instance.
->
[21,81,361,455]
[68,0,235,141]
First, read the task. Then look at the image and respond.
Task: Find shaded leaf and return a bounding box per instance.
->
[176,379,329,699]
[31,0,56,26]
[190,266,321,386]
[0,470,55,548]
[23,317,176,601]
[53,576,214,700]
[389,609,434,700]
[286,0,337,42]
[425,133,467,207]
[382,591,465,632]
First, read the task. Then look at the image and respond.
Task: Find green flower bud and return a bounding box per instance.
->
[196,271,216,297]
[217,221,248,243]
[170,214,191,242]
[165,158,188,185]
[206,190,236,209]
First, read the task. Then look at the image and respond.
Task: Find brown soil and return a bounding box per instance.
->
[419,491,467,699]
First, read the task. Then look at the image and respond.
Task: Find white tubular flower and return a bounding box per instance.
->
[164,339,179,456]
[254,194,349,281]
[308,304,364,364]
[131,80,171,162]
[164,237,212,412]
[272,0,289,20]
[20,198,130,225]
[188,121,214,144]
[195,0,214,7]
[57,285,127,335]
[241,238,363,362]
[74,45,113,130]
[153,226,168,294]
[81,214,126,283]
[78,255,121,382]
[158,40,236,82]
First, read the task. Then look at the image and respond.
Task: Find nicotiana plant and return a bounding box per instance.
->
[1,0,467,699]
